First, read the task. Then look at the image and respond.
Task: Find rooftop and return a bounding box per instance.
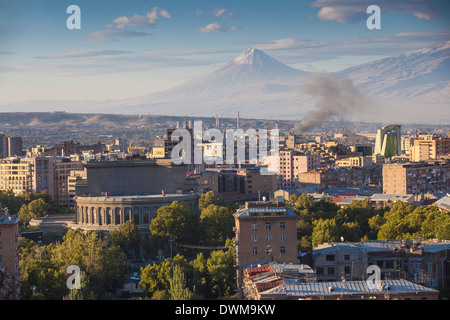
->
[235,201,297,219]
[260,279,438,298]
[0,214,19,224]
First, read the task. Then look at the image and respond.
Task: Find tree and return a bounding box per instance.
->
[109,220,141,259]
[150,201,199,244]
[168,264,192,300]
[311,218,340,247]
[200,204,234,245]
[199,191,227,211]
[206,240,236,298]
[192,253,209,298]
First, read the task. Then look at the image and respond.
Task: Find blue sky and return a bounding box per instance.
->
[0,0,449,103]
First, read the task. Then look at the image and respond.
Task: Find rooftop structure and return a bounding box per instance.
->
[258,279,439,300]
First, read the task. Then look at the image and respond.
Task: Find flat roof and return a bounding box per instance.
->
[260,280,438,297]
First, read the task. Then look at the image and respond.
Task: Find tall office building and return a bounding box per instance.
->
[374,125,401,158]
[7,137,22,157]
[0,135,8,159]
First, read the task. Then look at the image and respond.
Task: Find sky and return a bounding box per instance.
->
[0,0,449,104]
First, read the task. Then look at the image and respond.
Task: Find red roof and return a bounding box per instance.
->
[255,279,285,292]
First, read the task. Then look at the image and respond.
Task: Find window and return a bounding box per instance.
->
[252,247,258,255]
[280,247,286,254]
[344,266,351,274]
[344,254,350,261]
[280,234,286,242]
[279,222,285,230]
[327,267,335,275]
[265,223,271,230]
[316,267,324,275]
[251,224,257,231]
[265,247,272,255]
[265,234,272,242]
[326,255,335,262]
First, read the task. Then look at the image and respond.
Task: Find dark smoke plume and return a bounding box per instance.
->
[296,73,371,132]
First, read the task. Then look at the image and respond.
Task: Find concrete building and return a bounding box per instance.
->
[409,134,450,162]
[374,125,401,158]
[74,193,199,233]
[73,159,199,232]
[234,201,298,293]
[382,162,450,195]
[0,213,20,300]
[74,159,196,196]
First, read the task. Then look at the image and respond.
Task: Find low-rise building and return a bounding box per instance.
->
[257,279,439,300]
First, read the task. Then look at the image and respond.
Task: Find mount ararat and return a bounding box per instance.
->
[2,42,449,124]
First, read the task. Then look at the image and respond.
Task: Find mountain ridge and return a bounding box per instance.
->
[1,42,449,123]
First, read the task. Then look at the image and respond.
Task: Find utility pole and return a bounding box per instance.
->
[168,235,175,259]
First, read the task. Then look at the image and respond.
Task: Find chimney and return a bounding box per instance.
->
[237,111,240,129]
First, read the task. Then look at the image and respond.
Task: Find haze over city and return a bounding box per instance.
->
[0,0,449,123]
[0,0,449,308]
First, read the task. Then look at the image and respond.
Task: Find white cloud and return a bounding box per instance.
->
[213,7,227,17]
[309,0,439,23]
[197,22,224,33]
[112,7,171,29]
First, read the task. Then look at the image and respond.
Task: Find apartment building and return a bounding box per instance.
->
[409,134,450,162]
[278,150,320,189]
[234,201,298,292]
[383,162,450,195]
[297,166,382,191]
[0,213,20,300]
[0,157,83,206]
[0,158,32,194]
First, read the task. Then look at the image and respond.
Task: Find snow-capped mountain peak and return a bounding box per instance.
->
[233,48,274,65]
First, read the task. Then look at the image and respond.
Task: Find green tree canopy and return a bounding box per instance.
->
[150,201,199,244]
[200,204,234,245]
[199,191,228,211]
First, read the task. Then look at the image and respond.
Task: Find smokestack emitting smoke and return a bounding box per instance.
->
[296,73,370,132]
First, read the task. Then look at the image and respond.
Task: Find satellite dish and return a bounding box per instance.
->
[262,196,267,201]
